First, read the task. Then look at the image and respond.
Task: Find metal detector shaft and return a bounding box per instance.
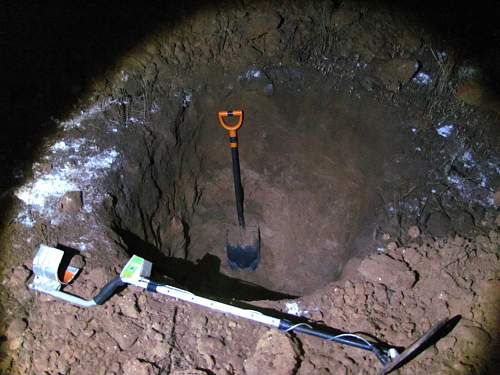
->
[36,247,438,370]
[30,247,384,360]
[129,276,387,362]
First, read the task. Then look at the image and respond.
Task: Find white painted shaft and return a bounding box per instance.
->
[35,287,97,307]
[133,279,281,328]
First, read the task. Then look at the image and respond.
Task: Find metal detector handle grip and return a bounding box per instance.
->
[93,276,126,305]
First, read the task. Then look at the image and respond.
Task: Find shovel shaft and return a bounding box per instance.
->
[231,145,245,228]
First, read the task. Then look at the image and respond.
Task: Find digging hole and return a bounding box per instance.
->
[103,65,420,299]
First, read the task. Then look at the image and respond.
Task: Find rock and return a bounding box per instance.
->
[171,370,209,375]
[373,58,419,92]
[118,294,140,319]
[197,336,225,356]
[105,317,141,350]
[407,225,420,239]
[6,318,27,338]
[5,318,27,350]
[456,81,500,115]
[6,265,31,288]
[240,68,274,96]
[32,349,50,373]
[168,215,187,258]
[358,254,416,289]
[436,336,457,353]
[244,331,298,375]
[494,190,500,207]
[386,241,398,251]
[36,162,53,174]
[122,359,154,375]
[59,190,83,213]
[70,254,86,269]
[452,321,491,354]
[197,336,225,369]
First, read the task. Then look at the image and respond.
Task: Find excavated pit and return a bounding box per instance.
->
[3,2,500,374]
[103,65,423,297]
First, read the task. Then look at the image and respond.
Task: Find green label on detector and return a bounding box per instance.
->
[121,255,144,279]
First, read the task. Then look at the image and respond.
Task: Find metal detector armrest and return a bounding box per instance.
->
[29,245,126,308]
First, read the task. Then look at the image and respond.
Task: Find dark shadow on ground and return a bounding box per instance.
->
[113,227,296,301]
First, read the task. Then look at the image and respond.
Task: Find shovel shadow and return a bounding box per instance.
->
[113,227,296,301]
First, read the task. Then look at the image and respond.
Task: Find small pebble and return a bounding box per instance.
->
[386,242,398,251]
[408,225,420,239]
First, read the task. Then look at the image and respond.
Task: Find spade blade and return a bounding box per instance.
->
[226,225,260,270]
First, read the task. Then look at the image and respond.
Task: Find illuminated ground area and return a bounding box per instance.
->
[1,1,499,374]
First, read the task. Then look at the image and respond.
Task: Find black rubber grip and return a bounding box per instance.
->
[93,276,126,305]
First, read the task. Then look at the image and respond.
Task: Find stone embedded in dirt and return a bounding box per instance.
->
[243,331,299,375]
[171,370,210,375]
[358,254,416,289]
[240,68,274,96]
[373,58,419,92]
[451,321,492,361]
[32,349,51,373]
[456,81,500,115]
[197,336,225,369]
[70,254,86,269]
[168,215,187,259]
[122,358,155,375]
[494,190,500,207]
[59,190,83,213]
[36,162,53,174]
[386,241,398,251]
[107,321,141,350]
[408,225,420,239]
[118,295,141,319]
[436,336,457,353]
[5,318,27,350]
[6,265,31,289]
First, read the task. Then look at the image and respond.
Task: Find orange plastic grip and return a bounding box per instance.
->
[218,110,244,137]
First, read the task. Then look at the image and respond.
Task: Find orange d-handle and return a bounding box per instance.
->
[218,110,244,148]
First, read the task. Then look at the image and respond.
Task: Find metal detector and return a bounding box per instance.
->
[29,244,459,374]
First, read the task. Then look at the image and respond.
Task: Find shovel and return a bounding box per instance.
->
[218,110,260,270]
